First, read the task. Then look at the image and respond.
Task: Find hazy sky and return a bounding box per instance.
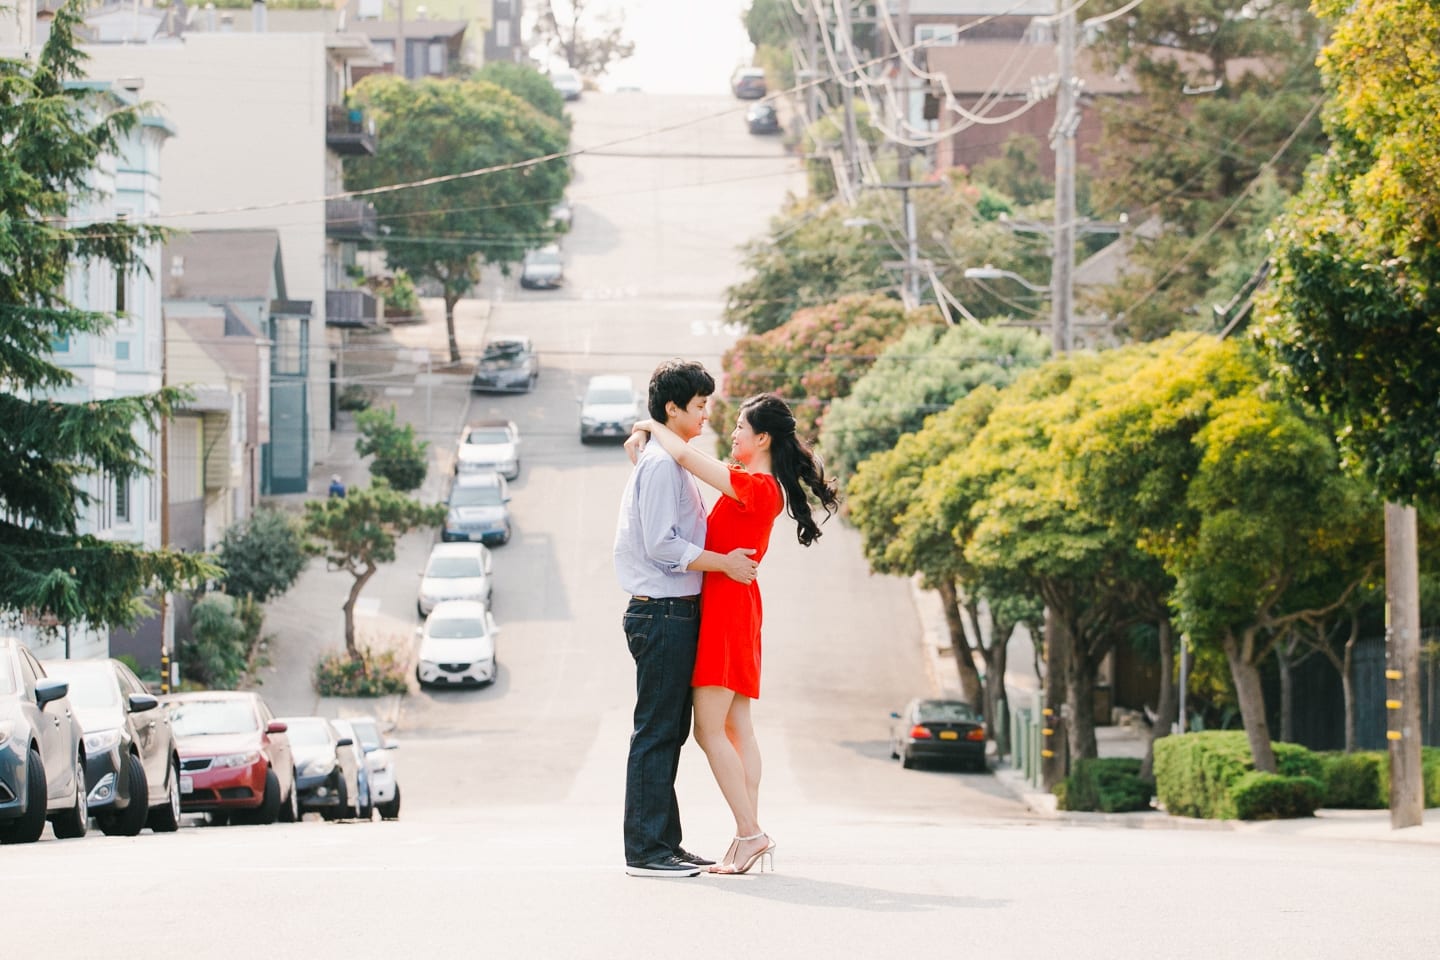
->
[583,0,757,95]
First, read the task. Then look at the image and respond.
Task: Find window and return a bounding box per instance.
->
[495,19,510,47]
[115,267,128,318]
[271,315,305,375]
[115,476,131,524]
[95,474,113,531]
[428,41,445,75]
[52,333,69,352]
[115,341,130,361]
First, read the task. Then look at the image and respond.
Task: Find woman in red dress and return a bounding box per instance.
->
[631,394,838,875]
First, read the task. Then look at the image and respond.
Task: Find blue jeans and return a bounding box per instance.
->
[622,595,699,865]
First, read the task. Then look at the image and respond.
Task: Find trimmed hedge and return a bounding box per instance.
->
[1378,746,1440,808]
[1153,731,1325,820]
[1318,751,1386,809]
[1056,758,1154,813]
[1231,771,1325,820]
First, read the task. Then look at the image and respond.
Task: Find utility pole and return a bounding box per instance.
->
[395,0,406,79]
[836,0,860,198]
[897,0,917,304]
[1385,502,1424,828]
[804,2,821,129]
[1040,1,1080,790]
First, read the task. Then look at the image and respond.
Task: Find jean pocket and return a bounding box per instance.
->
[623,613,654,658]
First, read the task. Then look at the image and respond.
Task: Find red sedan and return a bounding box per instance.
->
[161,691,299,825]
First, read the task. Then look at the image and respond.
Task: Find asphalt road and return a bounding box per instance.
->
[12,92,1440,960]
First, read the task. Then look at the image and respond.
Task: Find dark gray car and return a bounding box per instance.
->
[278,716,362,820]
[0,637,89,843]
[44,658,182,836]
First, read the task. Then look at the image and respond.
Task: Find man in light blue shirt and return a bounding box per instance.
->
[614,360,756,878]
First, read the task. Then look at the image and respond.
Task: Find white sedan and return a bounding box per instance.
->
[417,541,494,617]
[415,601,500,688]
[455,419,520,480]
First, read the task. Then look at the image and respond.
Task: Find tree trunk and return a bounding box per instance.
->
[936,578,983,706]
[1141,620,1177,782]
[1223,630,1277,772]
[1065,640,1098,762]
[981,618,1011,757]
[1341,646,1357,754]
[444,292,461,364]
[342,564,377,660]
[1276,642,1294,744]
[1041,606,1069,789]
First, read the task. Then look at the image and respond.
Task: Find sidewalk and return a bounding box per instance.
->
[908,577,1440,844]
[252,298,490,729]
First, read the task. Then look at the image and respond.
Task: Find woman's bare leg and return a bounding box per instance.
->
[693,686,765,866]
[725,695,762,821]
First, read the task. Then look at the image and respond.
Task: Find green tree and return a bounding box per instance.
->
[355,405,429,492]
[820,322,1048,488]
[475,60,569,124]
[302,480,445,660]
[183,593,260,689]
[0,5,214,632]
[345,75,570,363]
[533,0,635,77]
[714,294,934,449]
[216,509,308,604]
[1084,0,1325,340]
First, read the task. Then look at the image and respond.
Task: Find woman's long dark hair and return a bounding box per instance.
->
[739,394,839,547]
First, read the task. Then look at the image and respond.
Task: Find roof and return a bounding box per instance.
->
[164,230,285,301]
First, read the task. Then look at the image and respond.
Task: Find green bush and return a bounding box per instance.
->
[1153,731,1325,820]
[355,405,428,492]
[182,593,260,689]
[1377,746,1440,808]
[337,383,372,412]
[1318,751,1386,808]
[1057,758,1154,813]
[1230,771,1325,820]
[313,647,409,697]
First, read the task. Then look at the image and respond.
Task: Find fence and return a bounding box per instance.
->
[1277,633,1438,751]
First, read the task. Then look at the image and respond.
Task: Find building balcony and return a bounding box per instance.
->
[326,288,379,328]
[326,198,379,242]
[326,105,377,156]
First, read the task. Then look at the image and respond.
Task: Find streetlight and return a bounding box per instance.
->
[963,265,1050,294]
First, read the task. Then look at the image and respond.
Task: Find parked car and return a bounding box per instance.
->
[889,699,987,771]
[519,244,564,289]
[456,419,521,479]
[418,541,494,618]
[162,690,298,825]
[550,198,574,233]
[329,718,372,820]
[746,101,780,135]
[347,717,400,820]
[442,471,513,546]
[578,374,642,443]
[471,336,539,394]
[278,716,362,821]
[0,637,88,843]
[550,69,583,100]
[44,658,181,836]
[731,67,767,99]
[415,600,500,688]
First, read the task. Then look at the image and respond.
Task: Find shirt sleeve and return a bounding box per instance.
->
[636,458,704,573]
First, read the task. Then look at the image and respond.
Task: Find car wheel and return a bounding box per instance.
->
[0,748,48,844]
[147,757,182,833]
[378,784,401,821]
[416,601,426,619]
[501,524,512,545]
[50,754,89,839]
[278,772,300,823]
[415,667,426,688]
[100,756,149,837]
[208,811,230,827]
[256,768,283,825]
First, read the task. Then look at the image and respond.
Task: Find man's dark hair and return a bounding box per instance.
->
[648,360,715,422]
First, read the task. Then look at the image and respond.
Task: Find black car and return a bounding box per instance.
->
[889,699,987,771]
[746,102,780,135]
[732,67,767,99]
[0,637,89,844]
[471,337,539,394]
[277,717,363,821]
[45,658,182,836]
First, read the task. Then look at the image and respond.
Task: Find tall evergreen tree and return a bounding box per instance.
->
[0,4,213,631]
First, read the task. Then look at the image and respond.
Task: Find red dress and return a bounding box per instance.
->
[693,468,783,698]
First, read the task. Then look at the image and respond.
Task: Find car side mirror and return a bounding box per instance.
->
[336,737,354,748]
[35,677,69,707]
[128,693,160,713]
[266,720,288,734]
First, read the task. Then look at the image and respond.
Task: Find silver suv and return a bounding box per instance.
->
[579,374,641,444]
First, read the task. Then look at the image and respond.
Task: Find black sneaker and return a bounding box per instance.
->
[625,855,702,878]
[675,846,715,866]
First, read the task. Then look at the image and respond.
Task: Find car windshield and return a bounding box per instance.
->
[466,428,511,445]
[586,389,633,405]
[428,617,487,639]
[283,719,332,748]
[350,720,383,750]
[918,701,981,723]
[451,484,503,507]
[427,555,484,578]
[167,699,258,736]
[0,654,15,694]
[49,666,120,708]
[482,342,524,361]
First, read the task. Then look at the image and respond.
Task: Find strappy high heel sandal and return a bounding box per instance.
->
[708,832,775,875]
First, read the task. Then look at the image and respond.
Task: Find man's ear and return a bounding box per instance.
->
[663,400,679,422]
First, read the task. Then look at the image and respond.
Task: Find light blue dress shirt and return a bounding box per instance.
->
[614,442,705,597]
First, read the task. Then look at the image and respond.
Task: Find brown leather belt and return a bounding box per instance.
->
[631,595,699,602]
